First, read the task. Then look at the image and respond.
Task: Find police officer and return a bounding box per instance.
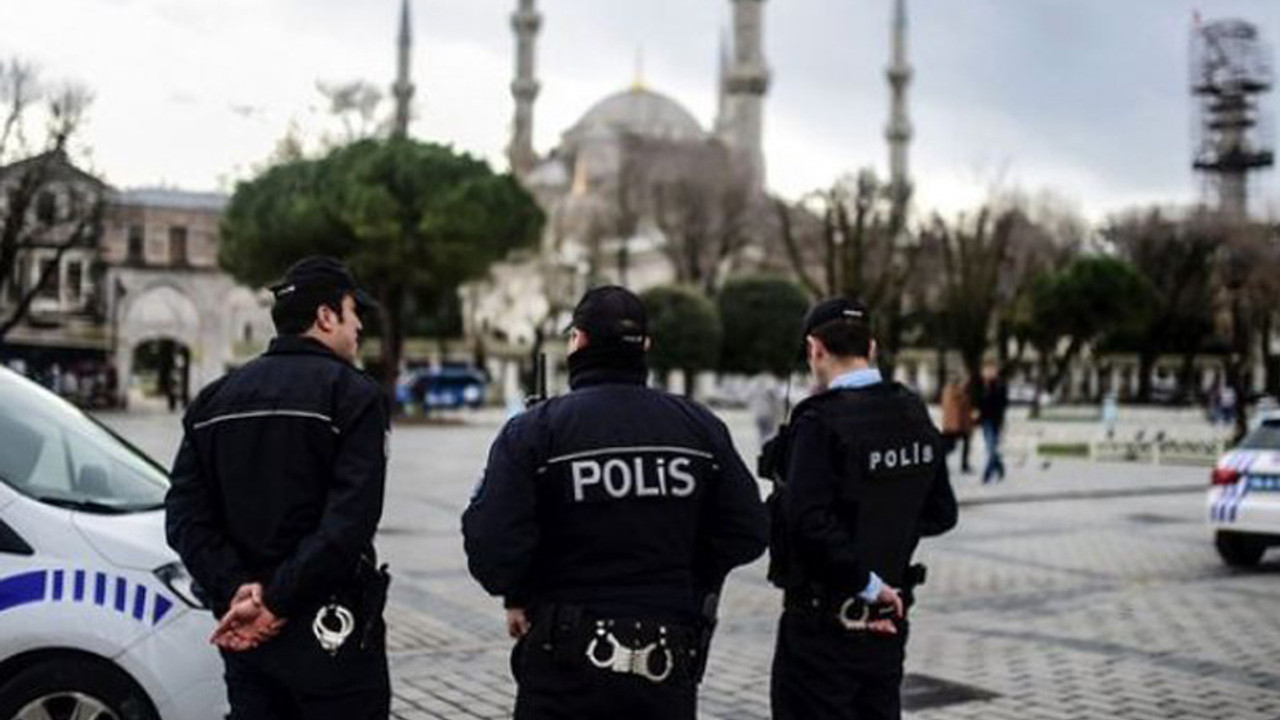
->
[765,298,957,720]
[166,256,392,720]
[462,285,769,720]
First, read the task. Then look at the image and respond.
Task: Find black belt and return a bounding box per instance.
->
[784,589,899,632]
[527,604,702,685]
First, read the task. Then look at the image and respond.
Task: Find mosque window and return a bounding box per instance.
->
[36,192,56,225]
[127,226,145,266]
[66,261,83,303]
[169,226,188,267]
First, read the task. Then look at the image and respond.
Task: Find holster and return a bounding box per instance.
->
[356,556,391,650]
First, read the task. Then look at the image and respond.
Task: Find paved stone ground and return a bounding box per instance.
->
[99,407,1280,720]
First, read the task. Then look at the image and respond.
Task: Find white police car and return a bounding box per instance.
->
[1208,419,1280,567]
[0,366,226,720]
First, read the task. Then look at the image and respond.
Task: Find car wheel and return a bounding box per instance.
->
[1215,530,1266,568]
[0,657,158,720]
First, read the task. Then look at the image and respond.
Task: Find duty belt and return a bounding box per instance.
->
[528,605,700,685]
[784,591,899,632]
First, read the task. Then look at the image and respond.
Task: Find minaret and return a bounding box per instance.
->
[725,0,770,189]
[391,0,415,139]
[507,0,542,176]
[713,30,731,136]
[885,0,913,217]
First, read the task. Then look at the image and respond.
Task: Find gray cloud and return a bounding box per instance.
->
[1,0,1276,217]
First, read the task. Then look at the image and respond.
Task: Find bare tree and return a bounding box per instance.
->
[1102,207,1220,403]
[1212,218,1280,441]
[609,136,762,295]
[774,170,918,377]
[316,80,385,145]
[0,59,101,342]
[918,207,1028,384]
[993,190,1086,373]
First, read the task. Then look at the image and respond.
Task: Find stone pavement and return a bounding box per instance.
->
[97,407,1280,720]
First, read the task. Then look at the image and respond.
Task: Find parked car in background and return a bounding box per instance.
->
[1208,419,1280,567]
[396,366,488,412]
[0,366,226,720]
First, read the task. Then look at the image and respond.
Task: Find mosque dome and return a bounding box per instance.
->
[569,87,706,144]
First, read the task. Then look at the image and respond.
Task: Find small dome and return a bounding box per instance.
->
[570,87,705,143]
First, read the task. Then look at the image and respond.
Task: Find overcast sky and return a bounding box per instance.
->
[2,0,1278,220]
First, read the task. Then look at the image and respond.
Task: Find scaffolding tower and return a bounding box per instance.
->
[1191,18,1274,220]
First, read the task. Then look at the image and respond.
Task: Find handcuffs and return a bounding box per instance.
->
[585,620,674,683]
[837,597,898,632]
[312,603,356,655]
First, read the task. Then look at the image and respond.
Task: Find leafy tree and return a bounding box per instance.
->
[640,284,721,394]
[1019,256,1155,415]
[716,275,808,376]
[220,138,544,389]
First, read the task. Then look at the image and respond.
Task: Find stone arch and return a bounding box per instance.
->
[115,282,202,406]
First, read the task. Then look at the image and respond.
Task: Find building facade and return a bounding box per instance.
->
[0,152,272,407]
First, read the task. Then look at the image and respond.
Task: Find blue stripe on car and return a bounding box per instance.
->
[0,570,47,612]
[153,595,173,625]
[132,585,147,621]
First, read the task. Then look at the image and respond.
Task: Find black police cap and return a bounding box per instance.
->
[269,256,378,314]
[565,285,648,346]
[802,297,869,337]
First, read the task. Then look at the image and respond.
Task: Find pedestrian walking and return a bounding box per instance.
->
[977,363,1008,483]
[762,298,957,720]
[749,372,785,445]
[165,256,392,720]
[1101,391,1119,440]
[462,285,768,720]
[940,373,974,474]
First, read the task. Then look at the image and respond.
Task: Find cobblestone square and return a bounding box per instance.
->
[101,408,1280,720]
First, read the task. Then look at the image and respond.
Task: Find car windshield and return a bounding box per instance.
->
[1238,422,1280,450]
[0,369,168,513]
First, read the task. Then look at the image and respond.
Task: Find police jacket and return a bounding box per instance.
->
[462,345,769,620]
[165,336,389,618]
[768,380,957,596]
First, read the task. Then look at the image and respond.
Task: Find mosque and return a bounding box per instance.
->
[460,0,776,350]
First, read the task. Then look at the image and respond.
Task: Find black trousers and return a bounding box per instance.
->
[221,615,390,720]
[511,635,696,720]
[771,610,906,720]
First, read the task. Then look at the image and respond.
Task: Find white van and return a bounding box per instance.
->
[0,366,226,720]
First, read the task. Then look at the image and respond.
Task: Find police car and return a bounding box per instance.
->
[1208,419,1280,567]
[0,366,226,720]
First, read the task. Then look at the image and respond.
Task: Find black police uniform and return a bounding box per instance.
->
[166,335,391,720]
[767,379,958,720]
[462,344,769,720]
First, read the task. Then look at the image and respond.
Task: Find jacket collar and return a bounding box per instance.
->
[265,335,348,364]
[789,378,894,419]
[567,345,648,390]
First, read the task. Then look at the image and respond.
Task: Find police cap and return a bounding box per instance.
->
[269,256,378,315]
[566,285,648,347]
[802,297,869,337]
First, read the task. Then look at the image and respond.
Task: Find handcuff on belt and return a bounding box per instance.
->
[836,597,899,631]
[313,603,356,655]
[585,620,675,683]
